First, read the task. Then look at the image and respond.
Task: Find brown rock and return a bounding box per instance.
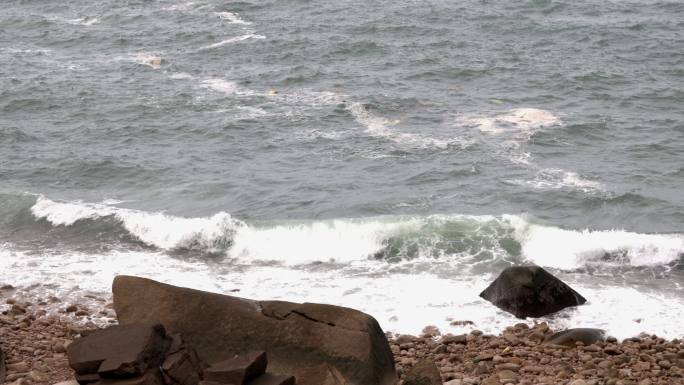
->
[161,334,204,385]
[76,373,101,384]
[204,351,267,385]
[296,363,347,385]
[440,335,467,345]
[67,323,170,377]
[0,348,5,384]
[113,276,397,385]
[403,359,442,385]
[249,373,296,385]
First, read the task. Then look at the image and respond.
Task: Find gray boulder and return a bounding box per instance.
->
[479,266,586,318]
[112,275,397,385]
[544,328,606,347]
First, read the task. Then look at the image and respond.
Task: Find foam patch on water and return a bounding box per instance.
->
[201,34,266,49]
[507,168,606,194]
[507,215,684,270]
[200,78,257,96]
[458,108,562,135]
[129,53,164,69]
[214,12,253,25]
[348,102,470,149]
[31,196,242,252]
[168,72,194,80]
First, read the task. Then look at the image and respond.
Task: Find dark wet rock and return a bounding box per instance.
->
[67,323,170,377]
[113,275,397,385]
[479,266,586,318]
[204,351,267,385]
[296,363,347,385]
[545,328,606,347]
[403,359,442,385]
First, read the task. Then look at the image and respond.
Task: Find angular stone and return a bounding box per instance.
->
[545,329,606,347]
[113,276,397,385]
[249,373,296,385]
[479,266,586,318]
[296,363,347,385]
[403,359,442,385]
[439,335,467,345]
[67,323,170,377]
[204,351,267,385]
[161,334,204,385]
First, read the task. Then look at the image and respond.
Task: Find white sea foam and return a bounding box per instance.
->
[31,196,242,252]
[214,12,252,25]
[507,168,605,194]
[2,244,683,340]
[201,34,266,50]
[507,215,684,270]
[129,53,164,69]
[200,78,257,96]
[458,108,562,135]
[347,102,470,149]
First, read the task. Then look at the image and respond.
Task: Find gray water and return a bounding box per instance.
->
[1,0,683,338]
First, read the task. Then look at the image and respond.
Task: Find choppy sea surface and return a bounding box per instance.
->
[1,0,683,339]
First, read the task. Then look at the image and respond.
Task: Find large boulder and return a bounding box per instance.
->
[112,276,397,385]
[479,266,586,318]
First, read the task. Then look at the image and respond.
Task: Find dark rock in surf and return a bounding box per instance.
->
[113,275,397,385]
[479,266,586,318]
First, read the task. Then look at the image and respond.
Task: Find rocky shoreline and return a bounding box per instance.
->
[1,296,683,385]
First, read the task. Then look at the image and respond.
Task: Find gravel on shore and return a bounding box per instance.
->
[1,297,683,385]
[389,324,684,385]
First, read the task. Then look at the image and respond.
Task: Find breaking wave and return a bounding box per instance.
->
[24,196,684,269]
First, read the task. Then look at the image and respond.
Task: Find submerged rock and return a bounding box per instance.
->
[113,275,397,385]
[479,266,586,318]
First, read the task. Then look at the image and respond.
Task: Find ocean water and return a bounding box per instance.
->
[1,0,683,339]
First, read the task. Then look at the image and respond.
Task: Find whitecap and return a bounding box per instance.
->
[64,17,100,26]
[30,196,242,253]
[506,215,684,270]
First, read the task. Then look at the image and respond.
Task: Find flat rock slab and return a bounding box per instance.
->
[67,323,170,377]
[479,266,586,318]
[204,351,267,385]
[113,276,397,385]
